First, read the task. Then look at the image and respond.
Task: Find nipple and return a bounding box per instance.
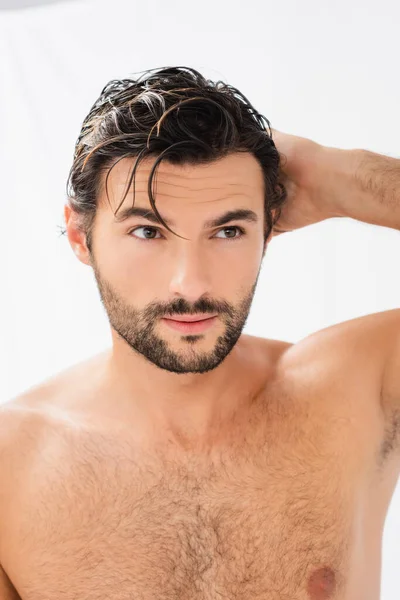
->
[307,567,336,599]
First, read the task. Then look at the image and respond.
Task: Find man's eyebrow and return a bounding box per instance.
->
[114,206,259,228]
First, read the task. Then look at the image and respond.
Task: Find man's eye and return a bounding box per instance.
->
[215,226,245,240]
[127,225,245,240]
[128,226,162,240]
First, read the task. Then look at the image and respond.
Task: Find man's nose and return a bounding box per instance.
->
[168,248,212,301]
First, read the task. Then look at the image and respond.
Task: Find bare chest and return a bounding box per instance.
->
[3,384,387,600]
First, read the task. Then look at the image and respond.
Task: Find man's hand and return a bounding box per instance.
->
[270,129,344,237]
[271,129,400,236]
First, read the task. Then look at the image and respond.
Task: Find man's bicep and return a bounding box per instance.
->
[342,307,400,417]
[334,308,400,462]
[381,309,400,426]
[321,307,400,449]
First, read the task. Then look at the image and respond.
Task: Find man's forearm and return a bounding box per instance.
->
[320,145,400,231]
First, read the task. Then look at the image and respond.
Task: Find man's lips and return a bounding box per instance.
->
[163,315,217,322]
[161,315,218,333]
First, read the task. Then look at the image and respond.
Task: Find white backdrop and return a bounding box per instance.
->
[1,0,399,596]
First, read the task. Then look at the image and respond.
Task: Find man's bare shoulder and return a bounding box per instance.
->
[257,310,398,374]
[248,311,398,440]
[0,400,45,458]
[0,353,112,500]
[285,309,399,379]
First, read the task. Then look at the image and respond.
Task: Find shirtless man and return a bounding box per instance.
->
[0,66,399,600]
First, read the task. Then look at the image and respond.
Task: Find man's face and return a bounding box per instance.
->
[84,152,267,374]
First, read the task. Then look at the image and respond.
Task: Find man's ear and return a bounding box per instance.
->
[63,204,92,266]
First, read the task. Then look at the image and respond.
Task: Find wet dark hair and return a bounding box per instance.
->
[62,65,287,254]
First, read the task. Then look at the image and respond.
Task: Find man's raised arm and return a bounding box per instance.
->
[271,130,400,423]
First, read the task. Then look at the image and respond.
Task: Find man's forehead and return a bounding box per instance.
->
[102,152,263,199]
[96,155,265,228]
